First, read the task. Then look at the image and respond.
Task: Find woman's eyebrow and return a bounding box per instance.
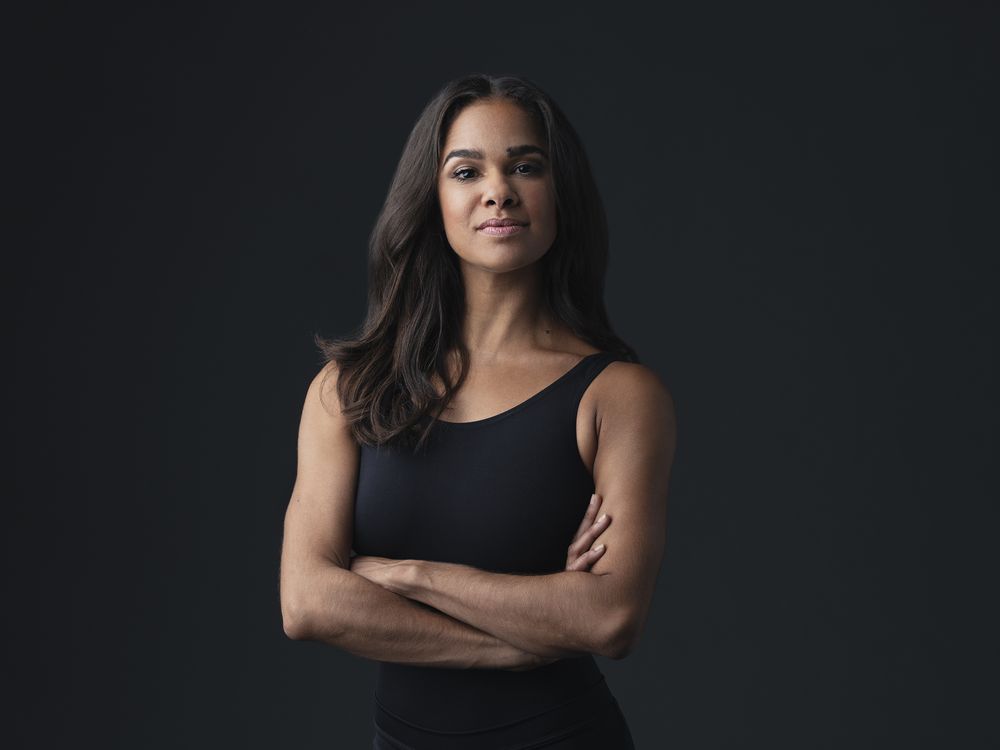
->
[442,144,549,165]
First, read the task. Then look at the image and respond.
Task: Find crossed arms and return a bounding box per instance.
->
[279,360,676,667]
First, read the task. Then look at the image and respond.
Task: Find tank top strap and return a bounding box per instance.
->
[564,351,625,414]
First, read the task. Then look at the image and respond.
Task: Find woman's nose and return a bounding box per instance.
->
[482,176,518,208]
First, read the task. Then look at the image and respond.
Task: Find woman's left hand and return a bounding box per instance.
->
[349,554,413,595]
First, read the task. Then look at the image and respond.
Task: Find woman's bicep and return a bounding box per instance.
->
[588,363,676,655]
[280,362,360,619]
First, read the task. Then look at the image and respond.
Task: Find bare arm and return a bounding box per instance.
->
[397,562,623,659]
[357,362,677,660]
[287,556,550,669]
[279,362,547,670]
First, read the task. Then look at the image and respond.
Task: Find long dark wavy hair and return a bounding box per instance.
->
[314,72,638,451]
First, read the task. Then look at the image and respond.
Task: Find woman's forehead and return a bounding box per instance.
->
[442,103,545,157]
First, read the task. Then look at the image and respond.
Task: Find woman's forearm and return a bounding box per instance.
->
[292,562,550,669]
[399,561,627,659]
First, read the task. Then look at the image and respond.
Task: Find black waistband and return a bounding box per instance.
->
[373,675,619,749]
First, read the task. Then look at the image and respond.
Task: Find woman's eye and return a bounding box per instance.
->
[451,163,542,182]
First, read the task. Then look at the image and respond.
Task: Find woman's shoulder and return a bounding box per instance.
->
[591,357,675,423]
[307,359,350,419]
[559,340,664,399]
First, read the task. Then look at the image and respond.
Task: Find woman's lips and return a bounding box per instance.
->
[478,224,525,236]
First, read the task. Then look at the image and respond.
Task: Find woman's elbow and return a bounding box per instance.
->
[281,592,313,640]
[600,605,644,660]
[280,572,322,641]
[281,564,353,642]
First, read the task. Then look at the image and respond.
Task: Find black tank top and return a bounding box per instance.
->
[353,351,623,736]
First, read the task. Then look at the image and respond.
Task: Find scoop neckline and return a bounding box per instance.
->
[432,351,606,428]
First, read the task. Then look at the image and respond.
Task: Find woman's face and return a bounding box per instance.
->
[437,99,557,274]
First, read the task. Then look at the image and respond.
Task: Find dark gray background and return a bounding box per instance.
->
[11,3,997,748]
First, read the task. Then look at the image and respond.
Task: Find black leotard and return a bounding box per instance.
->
[353,351,635,748]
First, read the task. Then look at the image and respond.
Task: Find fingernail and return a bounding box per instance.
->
[594,544,605,553]
[590,494,597,505]
[598,514,608,524]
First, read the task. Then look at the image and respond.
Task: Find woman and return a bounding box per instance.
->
[279,73,676,749]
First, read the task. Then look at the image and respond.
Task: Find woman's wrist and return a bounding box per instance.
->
[396,559,427,599]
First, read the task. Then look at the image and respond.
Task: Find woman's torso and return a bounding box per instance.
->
[353,350,625,740]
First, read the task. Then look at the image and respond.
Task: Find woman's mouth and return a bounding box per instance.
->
[478,224,525,236]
